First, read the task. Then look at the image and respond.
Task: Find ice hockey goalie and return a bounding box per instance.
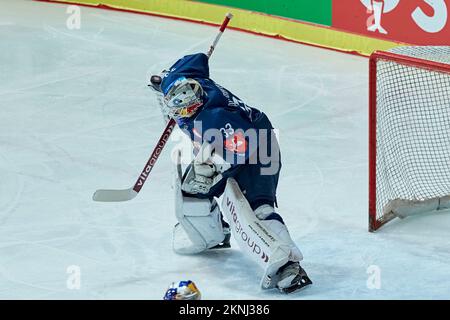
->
[149,53,312,293]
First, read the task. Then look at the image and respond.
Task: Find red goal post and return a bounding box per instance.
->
[369,47,450,232]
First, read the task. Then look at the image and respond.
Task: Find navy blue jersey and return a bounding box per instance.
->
[161,53,275,166]
[161,53,281,208]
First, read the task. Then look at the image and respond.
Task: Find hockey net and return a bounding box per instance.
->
[369,46,450,231]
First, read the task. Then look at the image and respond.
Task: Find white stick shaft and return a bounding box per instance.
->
[207,13,233,58]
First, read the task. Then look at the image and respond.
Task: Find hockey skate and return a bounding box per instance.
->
[276,261,312,294]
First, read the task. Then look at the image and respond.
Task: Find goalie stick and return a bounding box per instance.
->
[92,13,234,202]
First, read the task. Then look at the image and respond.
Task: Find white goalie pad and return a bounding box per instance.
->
[173,194,226,255]
[221,178,303,289]
[172,150,226,255]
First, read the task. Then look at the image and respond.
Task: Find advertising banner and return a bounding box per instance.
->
[195,0,332,26]
[333,0,450,45]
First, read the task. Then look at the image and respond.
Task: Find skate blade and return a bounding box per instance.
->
[209,233,231,250]
[279,275,313,294]
[209,242,231,250]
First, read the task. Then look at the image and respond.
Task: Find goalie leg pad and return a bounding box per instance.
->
[221,178,303,289]
[173,178,227,255]
[255,204,303,263]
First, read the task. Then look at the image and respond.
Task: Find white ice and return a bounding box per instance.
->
[1,0,450,300]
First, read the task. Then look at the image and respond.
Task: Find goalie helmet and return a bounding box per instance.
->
[163,280,201,300]
[163,77,204,119]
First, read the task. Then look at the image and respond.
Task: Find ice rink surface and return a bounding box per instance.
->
[1,0,450,299]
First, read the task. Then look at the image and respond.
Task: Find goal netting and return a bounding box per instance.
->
[369,46,450,231]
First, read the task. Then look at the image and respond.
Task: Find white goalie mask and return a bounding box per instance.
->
[163,77,204,119]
